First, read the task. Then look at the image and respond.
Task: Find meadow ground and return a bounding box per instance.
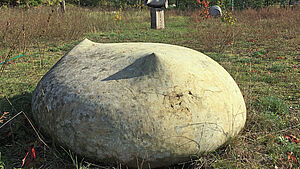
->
[0,5,299,169]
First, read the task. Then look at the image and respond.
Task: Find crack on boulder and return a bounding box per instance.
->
[177,122,229,137]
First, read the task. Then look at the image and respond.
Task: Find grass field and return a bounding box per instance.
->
[0,5,299,169]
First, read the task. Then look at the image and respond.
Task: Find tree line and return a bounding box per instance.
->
[1,0,298,10]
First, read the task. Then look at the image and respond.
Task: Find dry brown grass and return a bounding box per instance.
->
[0,6,149,52]
[188,6,300,54]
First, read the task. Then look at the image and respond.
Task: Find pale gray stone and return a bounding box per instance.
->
[32,39,246,168]
[209,5,222,17]
[145,0,168,8]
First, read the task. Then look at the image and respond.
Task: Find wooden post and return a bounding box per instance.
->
[150,8,165,29]
[60,0,66,13]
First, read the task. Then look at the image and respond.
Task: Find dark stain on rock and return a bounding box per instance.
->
[82,66,89,70]
[176,93,183,99]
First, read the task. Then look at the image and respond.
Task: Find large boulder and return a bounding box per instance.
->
[32,39,246,168]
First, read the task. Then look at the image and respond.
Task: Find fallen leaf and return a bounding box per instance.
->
[21,152,29,167]
[287,152,298,163]
[21,146,37,167]
[30,147,36,159]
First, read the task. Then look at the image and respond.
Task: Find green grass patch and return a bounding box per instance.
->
[255,96,289,115]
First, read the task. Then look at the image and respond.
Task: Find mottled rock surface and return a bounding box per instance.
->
[32,39,246,168]
[209,5,222,17]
